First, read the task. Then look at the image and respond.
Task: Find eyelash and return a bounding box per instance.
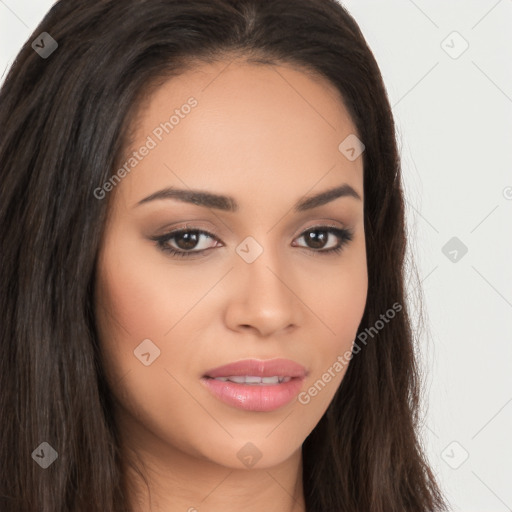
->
[151,224,354,259]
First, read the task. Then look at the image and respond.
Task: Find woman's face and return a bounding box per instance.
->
[94,59,367,471]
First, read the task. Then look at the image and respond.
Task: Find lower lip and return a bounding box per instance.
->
[200,376,304,412]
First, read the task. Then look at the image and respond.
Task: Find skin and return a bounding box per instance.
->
[94,58,368,512]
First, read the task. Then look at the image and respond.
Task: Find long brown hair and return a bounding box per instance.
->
[0,0,447,510]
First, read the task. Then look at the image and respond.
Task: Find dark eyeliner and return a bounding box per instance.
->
[297,225,353,257]
[150,228,217,258]
[150,225,354,258]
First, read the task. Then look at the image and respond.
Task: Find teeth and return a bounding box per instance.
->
[212,376,292,385]
[230,376,252,384]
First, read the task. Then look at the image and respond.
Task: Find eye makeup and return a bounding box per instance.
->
[149,223,354,259]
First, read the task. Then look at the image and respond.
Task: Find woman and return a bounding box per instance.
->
[0,0,447,510]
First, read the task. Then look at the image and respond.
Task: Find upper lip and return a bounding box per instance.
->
[203,358,308,379]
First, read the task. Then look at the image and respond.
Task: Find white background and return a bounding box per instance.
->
[1,1,511,510]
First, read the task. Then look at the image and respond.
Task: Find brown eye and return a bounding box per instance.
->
[173,231,202,250]
[151,229,219,257]
[302,228,330,249]
[293,226,353,254]
[150,225,353,259]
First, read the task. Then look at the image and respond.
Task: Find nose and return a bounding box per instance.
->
[223,247,300,337]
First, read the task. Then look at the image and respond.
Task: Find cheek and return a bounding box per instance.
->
[93,246,203,446]
[299,241,367,408]
[312,237,368,346]
[93,237,179,395]
[94,232,192,344]
[95,261,167,338]
[93,231,213,396]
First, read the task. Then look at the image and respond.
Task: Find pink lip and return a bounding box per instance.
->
[201,358,308,412]
[203,358,307,379]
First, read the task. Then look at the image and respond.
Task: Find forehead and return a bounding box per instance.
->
[133,58,356,137]
[115,59,363,208]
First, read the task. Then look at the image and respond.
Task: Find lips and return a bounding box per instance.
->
[201,358,308,412]
[203,358,308,379]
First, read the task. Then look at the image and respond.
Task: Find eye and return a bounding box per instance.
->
[150,224,354,258]
[151,227,220,258]
[292,225,354,256]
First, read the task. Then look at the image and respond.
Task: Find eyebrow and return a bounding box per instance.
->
[135,183,361,212]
